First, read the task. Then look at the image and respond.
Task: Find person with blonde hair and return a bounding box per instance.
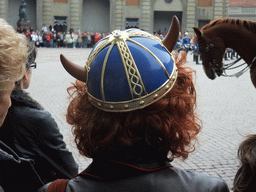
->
[0,19,43,191]
[0,18,27,128]
[0,43,78,189]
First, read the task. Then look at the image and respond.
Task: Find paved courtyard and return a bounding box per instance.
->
[28,47,256,189]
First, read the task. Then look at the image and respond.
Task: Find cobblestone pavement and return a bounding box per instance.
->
[28,48,256,189]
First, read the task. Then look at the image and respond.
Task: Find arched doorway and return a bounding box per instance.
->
[153,0,183,33]
[9,0,37,30]
[82,0,110,33]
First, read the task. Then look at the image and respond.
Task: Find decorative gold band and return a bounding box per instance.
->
[87,65,178,112]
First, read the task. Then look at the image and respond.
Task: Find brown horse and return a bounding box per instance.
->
[193,18,256,88]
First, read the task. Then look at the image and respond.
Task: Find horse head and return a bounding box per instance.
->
[193,27,226,80]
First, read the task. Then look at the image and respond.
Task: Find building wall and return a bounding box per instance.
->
[3,0,229,34]
[228,5,256,22]
[82,0,110,33]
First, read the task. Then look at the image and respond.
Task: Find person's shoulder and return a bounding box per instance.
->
[12,105,59,135]
[170,167,229,191]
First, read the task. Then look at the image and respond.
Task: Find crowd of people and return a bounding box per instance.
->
[0,18,255,192]
[16,24,108,49]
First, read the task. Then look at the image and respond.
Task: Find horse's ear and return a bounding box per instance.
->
[193,27,202,38]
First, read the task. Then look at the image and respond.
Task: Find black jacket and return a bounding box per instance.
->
[0,140,43,191]
[0,89,78,187]
[39,145,229,192]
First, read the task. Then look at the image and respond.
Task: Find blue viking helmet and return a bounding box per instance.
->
[61,16,180,112]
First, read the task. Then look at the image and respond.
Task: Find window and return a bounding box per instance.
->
[126,18,139,29]
[198,0,212,7]
[126,0,139,6]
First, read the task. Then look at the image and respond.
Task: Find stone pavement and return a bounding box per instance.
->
[28,48,256,189]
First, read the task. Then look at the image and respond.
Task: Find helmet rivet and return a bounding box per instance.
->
[139,101,145,105]
[110,105,114,109]
[154,94,158,99]
[124,104,129,109]
[166,85,170,90]
[97,103,101,106]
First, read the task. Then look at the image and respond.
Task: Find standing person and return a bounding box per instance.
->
[94,32,100,45]
[86,32,92,48]
[42,24,48,33]
[1,43,78,185]
[0,18,43,191]
[191,35,200,65]
[182,32,191,53]
[53,31,57,48]
[39,17,229,192]
[77,32,83,48]
[72,32,78,48]
[59,32,64,48]
[49,24,55,32]
[82,31,88,48]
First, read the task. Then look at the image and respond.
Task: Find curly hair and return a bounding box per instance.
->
[66,51,201,160]
[233,134,256,192]
[0,19,27,95]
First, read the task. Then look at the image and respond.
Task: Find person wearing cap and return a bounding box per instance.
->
[1,43,78,186]
[39,16,229,192]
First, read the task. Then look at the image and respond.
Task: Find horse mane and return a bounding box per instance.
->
[202,18,256,34]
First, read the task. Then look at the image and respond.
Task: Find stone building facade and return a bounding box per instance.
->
[1,0,229,35]
[228,0,256,22]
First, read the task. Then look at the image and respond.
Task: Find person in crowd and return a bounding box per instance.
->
[42,24,48,33]
[182,31,191,53]
[39,16,229,192]
[82,31,88,48]
[94,32,101,45]
[69,27,74,34]
[46,32,52,48]
[191,35,200,65]
[39,32,44,47]
[53,30,57,48]
[86,32,92,48]
[72,32,78,48]
[0,18,42,191]
[66,32,72,48]
[233,134,256,192]
[1,42,78,185]
[50,31,54,48]
[31,31,40,47]
[77,32,83,48]
[49,24,55,32]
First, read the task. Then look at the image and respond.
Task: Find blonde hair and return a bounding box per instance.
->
[0,19,27,94]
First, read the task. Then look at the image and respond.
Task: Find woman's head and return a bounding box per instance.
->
[61,19,200,160]
[0,19,27,126]
[233,134,256,192]
[66,51,201,160]
[15,43,37,89]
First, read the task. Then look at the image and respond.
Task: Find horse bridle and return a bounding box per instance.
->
[201,41,255,78]
[200,42,221,72]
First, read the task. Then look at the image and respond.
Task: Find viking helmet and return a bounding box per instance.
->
[61,16,180,112]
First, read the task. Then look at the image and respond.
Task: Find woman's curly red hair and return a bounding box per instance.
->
[67,51,201,160]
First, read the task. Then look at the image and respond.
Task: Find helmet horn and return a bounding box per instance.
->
[162,15,180,53]
[60,54,87,82]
